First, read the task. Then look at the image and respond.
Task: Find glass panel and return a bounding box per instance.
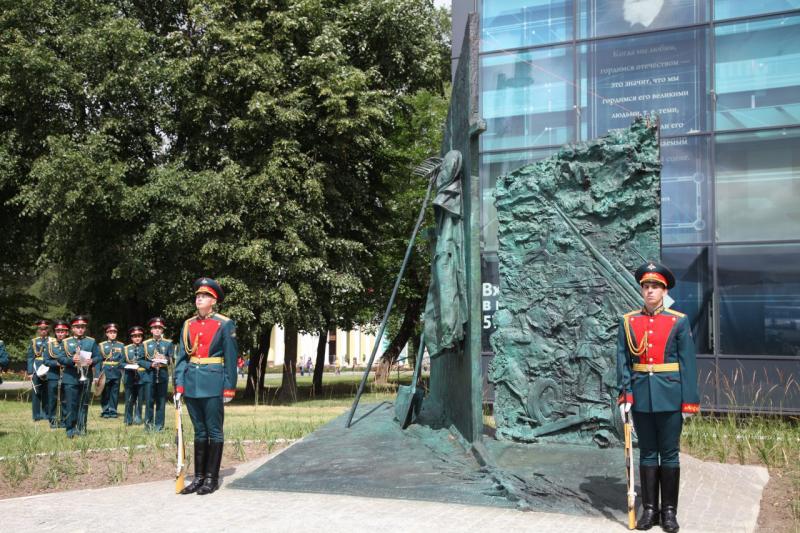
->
[579,0,708,39]
[715,14,800,130]
[714,0,800,21]
[661,246,713,353]
[481,0,574,51]
[696,357,717,407]
[718,244,800,356]
[579,28,709,140]
[715,127,800,242]
[660,135,711,244]
[717,358,800,411]
[480,148,560,253]
[481,45,576,151]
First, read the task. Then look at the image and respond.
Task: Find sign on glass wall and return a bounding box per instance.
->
[581,28,708,138]
[580,0,707,38]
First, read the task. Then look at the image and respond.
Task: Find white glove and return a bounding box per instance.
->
[619,402,632,421]
[682,412,693,420]
[173,392,182,402]
[223,396,232,404]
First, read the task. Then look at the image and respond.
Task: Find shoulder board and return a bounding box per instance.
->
[65,336,75,341]
[664,308,686,318]
[213,313,230,322]
[162,338,172,343]
[48,339,58,346]
[125,344,134,350]
[144,339,153,344]
[86,336,95,341]
[623,310,639,318]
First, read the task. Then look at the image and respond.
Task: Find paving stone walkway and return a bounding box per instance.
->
[0,441,768,533]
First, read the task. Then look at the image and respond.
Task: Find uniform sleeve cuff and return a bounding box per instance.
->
[176,386,185,394]
[682,403,699,413]
[223,389,235,398]
[617,393,634,405]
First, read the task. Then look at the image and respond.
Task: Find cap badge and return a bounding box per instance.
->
[647,263,657,270]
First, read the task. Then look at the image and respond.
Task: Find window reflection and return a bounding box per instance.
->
[579,0,707,38]
[482,0,573,51]
[718,244,800,356]
[715,127,800,242]
[481,46,576,151]
[715,14,800,130]
[660,135,711,244]
[662,246,713,353]
[714,0,800,21]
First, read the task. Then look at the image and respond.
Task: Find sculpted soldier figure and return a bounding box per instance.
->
[174,277,238,495]
[617,262,699,532]
[60,316,101,437]
[98,323,125,418]
[144,317,173,431]
[27,319,52,421]
[123,326,146,425]
[44,320,70,428]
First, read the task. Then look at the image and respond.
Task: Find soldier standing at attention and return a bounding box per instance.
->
[0,339,10,384]
[174,278,238,495]
[617,262,699,533]
[123,326,146,425]
[60,316,101,437]
[98,323,125,418]
[26,319,52,421]
[44,320,70,428]
[144,317,173,431]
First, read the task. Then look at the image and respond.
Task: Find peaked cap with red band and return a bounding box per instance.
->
[70,315,89,326]
[128,325,144,336]
[103,323,119,332]
[148,317,166,328]
[193,277,225,303]
[53,320,69,330]
[35,319,50,328]
[634,261,676,290]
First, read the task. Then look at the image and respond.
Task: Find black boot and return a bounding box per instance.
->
[637,465,660,530]
[660,466,680,532]
[197,441,223,495]
[180,440,208,495]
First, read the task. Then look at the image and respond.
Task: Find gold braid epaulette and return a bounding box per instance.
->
[182,318,199,357]
[623,313,647,356]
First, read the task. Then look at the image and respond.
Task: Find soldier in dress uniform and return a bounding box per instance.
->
[26,319,52,421]
[44,320,70,428]
[144,317,173,431]
[59,316,102,437]
[617,262,699,533]
[174,277,238,495]
[0,339,10,384]
[122,326,146,425]
[98,323,125,418]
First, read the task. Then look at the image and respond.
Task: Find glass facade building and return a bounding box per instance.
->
[451,0,800,412]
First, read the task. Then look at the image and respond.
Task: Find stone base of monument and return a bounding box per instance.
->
[230,403,768,530]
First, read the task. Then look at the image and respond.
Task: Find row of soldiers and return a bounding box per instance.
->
[26,316,174,438]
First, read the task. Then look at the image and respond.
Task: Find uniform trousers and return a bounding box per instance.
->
[101,378,120,416]
[632,410,683,467]
[185,396,224,442]
[31,373,49,420]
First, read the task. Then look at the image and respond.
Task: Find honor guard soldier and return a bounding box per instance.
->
[60,316,101,437]
[98,323,125,418]
[617,262,699,533]
[174,277,238,495]
[123,326,146,425]
[144,317,173,431]
[0,339,9,384]
[26,319,52,421]
[44,320,70,428]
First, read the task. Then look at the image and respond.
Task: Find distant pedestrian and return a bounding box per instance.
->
[237,356,245,378]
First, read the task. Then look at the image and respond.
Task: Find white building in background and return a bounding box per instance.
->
[264,325,408,368]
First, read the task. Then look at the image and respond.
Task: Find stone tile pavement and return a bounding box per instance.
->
[0,443,768,533]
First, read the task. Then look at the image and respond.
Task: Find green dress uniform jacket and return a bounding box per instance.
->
[0,340,9,369]
[174,313,238,399]
[45,339,67,426]
[59,337,102,385]
[27,336,51,420]
[616,307,700,413]
[97,341,125,381]
[58,336,101,436]
[144,338,173,383]
[122,343,146,425]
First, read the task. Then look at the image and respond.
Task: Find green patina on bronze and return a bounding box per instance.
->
[419,12,485,443]
[490,118,661,446]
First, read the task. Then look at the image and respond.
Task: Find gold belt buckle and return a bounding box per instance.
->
[647,363,654,375]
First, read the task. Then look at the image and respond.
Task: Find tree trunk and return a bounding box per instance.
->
[278,323,298,403]
[312,325,328,396]
[375,296,424,385]
[245,325,272,401]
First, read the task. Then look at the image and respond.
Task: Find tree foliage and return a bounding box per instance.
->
[0,0,450,395]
